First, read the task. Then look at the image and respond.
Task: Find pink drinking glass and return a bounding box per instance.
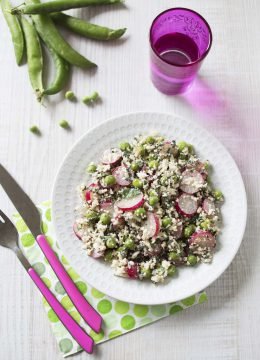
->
[150,8,212,95]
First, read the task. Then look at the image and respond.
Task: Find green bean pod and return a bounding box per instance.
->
[43,45,70,95]
[29,0,96,69]
[1,0,24,65]
[51,12,126,41]
[20,17,43,101]
[13,0,123,15]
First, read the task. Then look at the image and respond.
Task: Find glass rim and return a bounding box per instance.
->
[149,7,213,68]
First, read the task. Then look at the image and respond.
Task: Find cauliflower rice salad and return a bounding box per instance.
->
[74,134,223,284]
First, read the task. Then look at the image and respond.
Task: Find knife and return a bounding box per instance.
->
[0,209,94,353]
[0,164,102,334]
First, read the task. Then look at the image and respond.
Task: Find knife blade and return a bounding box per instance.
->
[0,164,41,238]
[0,163,102,333]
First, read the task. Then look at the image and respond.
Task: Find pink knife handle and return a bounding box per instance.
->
[28,268,94,353]
[36,235,102,333]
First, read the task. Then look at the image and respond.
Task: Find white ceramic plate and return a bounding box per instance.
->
[52,112,247,305]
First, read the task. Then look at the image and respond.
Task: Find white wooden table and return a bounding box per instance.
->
[0,0,259,359]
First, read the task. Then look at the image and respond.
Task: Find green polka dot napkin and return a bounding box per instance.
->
[13,201,207,357]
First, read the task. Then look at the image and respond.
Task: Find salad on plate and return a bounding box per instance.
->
[74,134,223,284]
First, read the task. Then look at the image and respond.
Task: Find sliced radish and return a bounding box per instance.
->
[195,161,208,179]
[180,170,204,194]
[112,166,131,186]
[102,148,122,166]
[144,212,160,238]
[100,201,113,212]
[176,194,198,217]
[126,263,138,279]
[172,223,183,239]
[73,223,82,240]
[189,230,216,249]
[147,243,162,256]
[203,198,216,215]
[90,249,104,259]
[115,193,144,211]
[85,183,97,203]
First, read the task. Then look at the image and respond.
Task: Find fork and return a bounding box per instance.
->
[0,210,94,353]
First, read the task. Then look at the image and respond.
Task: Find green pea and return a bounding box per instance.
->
[148,160,159,169]
[213,190,223,201]
[160,176,168,186]
[179,153,189,160]
[140,267,152,279]
[87,163,97,173]
[100,213,111,225]
[200,219,211,230]
[85,210,99,221]
[131,162,140,172]
[187,255,197,266]
[187,144,194,153]
[104,250,114,262]
[204,161,210,170]
[124,238,135,250]
[136,146,146,157]
[145,136,155,144]
[65,90,75,101]
[134,207,146,217]
[169,252,180,261]
[119,142,131,152]
[168,265,177,276]
[132,179,143,188]
[172,174,179,183]
[149,196,159,206]
[104,175,116,186]
[162,217,172,228]
[184,225,196,238]
[117,246,127,257]
[59,120,70,129]
[177,141,188,151]
[29,125,41,135]
[106,237,117,249]
[82,91,99,105]
[148,154,157,161]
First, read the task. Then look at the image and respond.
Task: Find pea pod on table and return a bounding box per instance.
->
[12,0,123,15]
[1,0,24,65]
[50,12,126,41]
[42,44,70,96]
[20,17,43,101]
[30,2,96,68]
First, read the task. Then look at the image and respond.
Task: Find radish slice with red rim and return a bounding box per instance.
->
[85,183,97,203]
[102,148,122,165]
[143,212,160,238]
[203,198,216,215]
[73,223,82,240]
[180,170,204,194]
[176,194,198,217]
[112,165,131,186]
[115,192,144,211]
[189,230,216,249]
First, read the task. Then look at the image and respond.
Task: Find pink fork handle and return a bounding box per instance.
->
[28,268,94,353]
[36,235,102,333]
